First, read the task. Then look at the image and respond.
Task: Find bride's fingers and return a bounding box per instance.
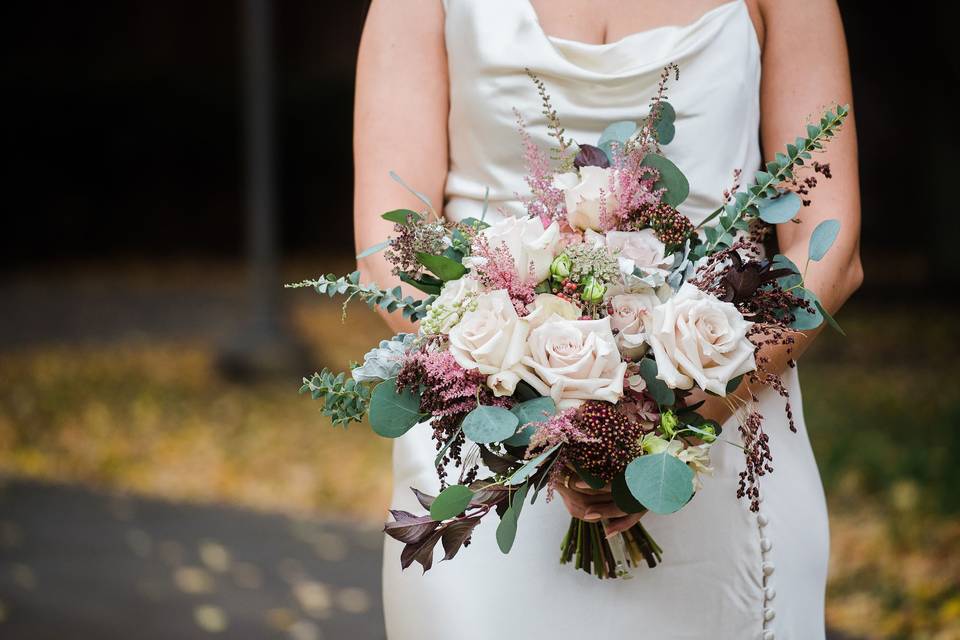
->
[571,479,611,493]
[582,501,628,521]
[602,512,645,538]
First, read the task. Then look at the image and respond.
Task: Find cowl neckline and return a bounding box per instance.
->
[520,0,754,77]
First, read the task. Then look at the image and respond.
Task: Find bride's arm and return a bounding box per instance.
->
[353,0,449,334]
[568,0,864,535]
[693,0,863,423]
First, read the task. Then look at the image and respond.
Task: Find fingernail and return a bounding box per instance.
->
[583,511,601,522]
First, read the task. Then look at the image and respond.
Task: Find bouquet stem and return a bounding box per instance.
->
[559,516,662,579]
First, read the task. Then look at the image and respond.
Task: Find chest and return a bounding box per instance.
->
[527,0,764,49]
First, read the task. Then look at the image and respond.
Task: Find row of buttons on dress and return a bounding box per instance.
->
[758,494,776,640]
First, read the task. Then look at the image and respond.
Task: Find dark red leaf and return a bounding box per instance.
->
[400,528,444,572]
[384,511,439,545]
[440,516,482,561]
[573,144,610,169]
[479,446,519,476]
[410,488,436,510]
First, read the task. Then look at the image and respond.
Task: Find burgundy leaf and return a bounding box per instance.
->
[410,487,436,510]
[573,144,610,169]
[479,446,519,476]
[440,516,482,561]
[400,528,444,572]
[384,511,440,545]
[466,481,511,508]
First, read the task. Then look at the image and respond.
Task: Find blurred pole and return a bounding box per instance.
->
[218,0,306,380]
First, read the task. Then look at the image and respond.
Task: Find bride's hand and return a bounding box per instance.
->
[555,475,645,538]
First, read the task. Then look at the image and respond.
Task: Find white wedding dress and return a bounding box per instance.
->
[382,1,829,638]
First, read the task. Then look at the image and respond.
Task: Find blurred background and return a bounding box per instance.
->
[1,1,958,639]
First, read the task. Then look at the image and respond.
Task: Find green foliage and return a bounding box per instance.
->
[624,452,694,515]
[381,209,422,225]
[300,369,371,426]
[503,397,555,447]
[611,471,646,513]
[649,100,676,145]
[757,191,802,224]
[640,153,690,208]
[496,482,530,554]
[461,405,519,444]
[597,120,637,160]
[508,443,560,485]
[638,358,676,406]
[429,484,474,521]
[368,379,424,438]
[699,104,850,251]
[809,219,841,262]
[286,270,435,322]
[414,252,467,281]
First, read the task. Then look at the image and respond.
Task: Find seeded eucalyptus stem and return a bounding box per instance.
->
[697,105,850,252]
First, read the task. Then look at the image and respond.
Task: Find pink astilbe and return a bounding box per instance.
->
[515,109,566,227]
[601,143,665,231]
[397,349,513,486]
[470,235,536,316]
[525,408,597,501]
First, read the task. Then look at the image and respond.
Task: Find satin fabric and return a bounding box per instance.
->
[383,2,829,638]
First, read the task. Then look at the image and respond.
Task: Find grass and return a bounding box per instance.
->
[0,295,958,639]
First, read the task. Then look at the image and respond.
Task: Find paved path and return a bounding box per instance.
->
[0,480,385,639]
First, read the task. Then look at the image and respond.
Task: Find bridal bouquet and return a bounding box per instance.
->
[290,65,849,579]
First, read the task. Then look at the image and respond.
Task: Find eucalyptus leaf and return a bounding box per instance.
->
[429,484,474,521]
[808,219,841,262]
[790,287,825,330]
[815,299,846,335]
[356,240,390,259]
[597,121,637,148]
[495,482,530,554]
[624,452,694,515]
[757,191,802,224]
[369,379,423,438]
[651,101,676,145]
[771,254,803,289]
[640,154,689,208]
[508,443,560,485]
[510,397,556,427]
[462,405,519,444]
[389,171,435,214]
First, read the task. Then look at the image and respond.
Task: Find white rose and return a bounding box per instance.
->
[608,289,661,359]
[525,293,581,330]
[448,289,530,396]
[473,216,560,283]
[646,282,756,396]
[605,230,672,277]
[518,316,628,409]
[554,166,618,232]
[420,276,480,335]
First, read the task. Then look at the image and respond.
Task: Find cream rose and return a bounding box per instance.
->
[646,282,756,396]
[605,230,672,277]
[472,216,560,283]
[448,289,530,396]
[554,166,618,232]
[518,316,628,409]
[608,289,661,359]
[525,293,581,330]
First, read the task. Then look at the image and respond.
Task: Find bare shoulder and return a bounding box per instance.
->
[753,0,847,53]
[362,0,445,40]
